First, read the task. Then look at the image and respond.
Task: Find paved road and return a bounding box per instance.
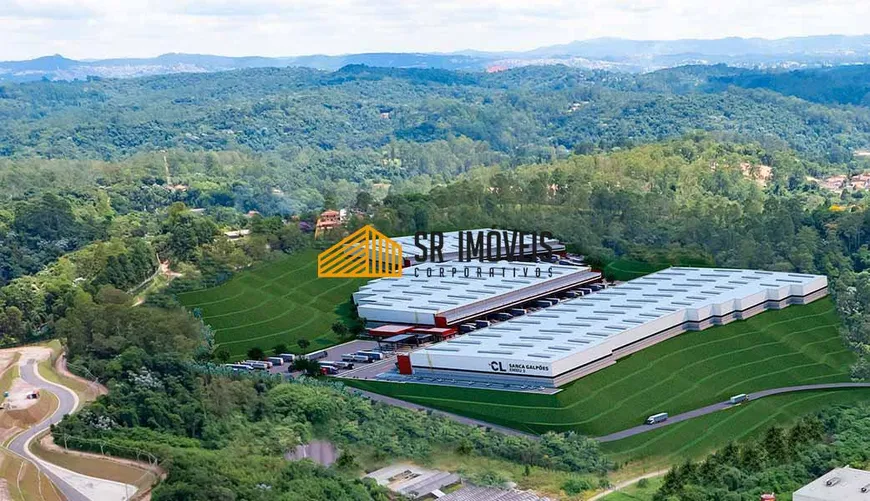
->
[595,382,870,442]
[7,359,88,501]
[350,382,870,444]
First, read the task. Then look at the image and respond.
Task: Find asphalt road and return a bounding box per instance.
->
[8,359,88,501]
[595,382,870,442]
[351,382,870,444]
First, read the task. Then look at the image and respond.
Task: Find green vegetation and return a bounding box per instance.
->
[603,259,668,281]
[345,298,855,436]
[602,389,870,466]
[5,61,870,499]
[645,402,870,500]
[4,65,870,164]
[176,250,363,359]
[602,476,663,501]
[52,293,610,500]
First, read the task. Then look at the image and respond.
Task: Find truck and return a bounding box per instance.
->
[475,319,491,328]
[729,393,749,404]
[320,365,338,375]
[459,323,477,333]
[645,412,668,425]
[357,350,384,361]
[509,308,526,316]
[343,353,371,363]
[306,350,328,361]
[493,312,513,321]
[330,361,355,370]
[267,357,284,366]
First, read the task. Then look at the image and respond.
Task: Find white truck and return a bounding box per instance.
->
[645,412,668,425]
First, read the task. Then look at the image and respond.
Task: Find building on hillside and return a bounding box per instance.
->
[402,267,827,387]
[793,467,870,501]
[354,260,601,328]
[223,229,251,240]
[315,210,342,237]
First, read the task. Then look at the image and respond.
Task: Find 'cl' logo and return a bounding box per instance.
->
[490,361,506,372]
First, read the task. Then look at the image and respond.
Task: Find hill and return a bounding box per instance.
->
[176,250,363,359]
[3,64,870,164]
[344,297,855,437]
[5,35,870,82]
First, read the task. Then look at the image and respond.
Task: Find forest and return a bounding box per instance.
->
[651,403,870,500]
[3,62,870,498]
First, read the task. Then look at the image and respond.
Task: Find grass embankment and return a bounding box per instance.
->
[38,340,101,409]
[600,476,664,501]
[602,259,669,282]
[346,297,854,437]
[177,250,364,359]
[32,434,155,486]
[0,354,21,407]
[0,450,64,501]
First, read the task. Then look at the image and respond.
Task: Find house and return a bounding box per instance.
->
[224,229,251,240]
[315,210,342,233]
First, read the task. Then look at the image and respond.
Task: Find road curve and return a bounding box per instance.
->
[7,359,88,501]
[595,382,870,442]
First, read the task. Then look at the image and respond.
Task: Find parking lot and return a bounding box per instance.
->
[265,339,388,376]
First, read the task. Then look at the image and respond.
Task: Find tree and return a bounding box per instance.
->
[246,347,265,361]
[214,348,231,363]
[331,321,349,338]
[271,344,289,355]
[335,450,359,471]
[297,339,311,351]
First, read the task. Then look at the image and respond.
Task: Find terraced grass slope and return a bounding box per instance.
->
[345,297,856,437]
[177,250,364,359]
[601,388,870,467]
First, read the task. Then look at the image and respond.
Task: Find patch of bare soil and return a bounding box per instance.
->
[56,354,108,397]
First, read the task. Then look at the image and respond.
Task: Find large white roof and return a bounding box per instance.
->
[354,260,599,325]
[794,467,870,501]
[410,267,828,376]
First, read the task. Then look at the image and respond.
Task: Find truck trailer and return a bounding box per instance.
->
[645,412,668,425]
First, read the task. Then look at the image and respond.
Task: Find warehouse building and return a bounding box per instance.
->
[405,267,828,387]
[793,467,870,501]
[354,260,602,328]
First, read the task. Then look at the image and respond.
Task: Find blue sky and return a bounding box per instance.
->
[1,0,868,60]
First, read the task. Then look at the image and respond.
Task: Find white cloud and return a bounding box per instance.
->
[0,0,868,60]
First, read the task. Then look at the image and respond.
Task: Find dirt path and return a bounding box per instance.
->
[587,470,669,501]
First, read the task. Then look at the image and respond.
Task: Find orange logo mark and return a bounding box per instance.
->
[318,225,404,278]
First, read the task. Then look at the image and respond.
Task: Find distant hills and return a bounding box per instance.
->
[3,34,870,82]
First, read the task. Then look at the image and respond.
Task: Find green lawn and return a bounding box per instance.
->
[601,388,870,468]
[601,476,663,501]
[344,297,856,437]
[177,250,364,359]
[603,259,668,281]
